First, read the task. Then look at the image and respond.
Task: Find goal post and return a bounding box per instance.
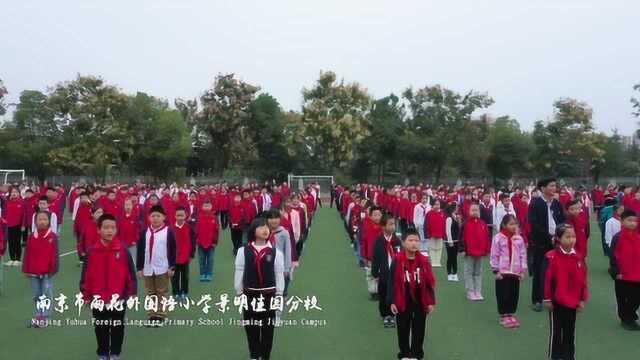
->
[287,174,334,200]
[0,169,25,184]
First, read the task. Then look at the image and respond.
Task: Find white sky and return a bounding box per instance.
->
[1,0,639,134]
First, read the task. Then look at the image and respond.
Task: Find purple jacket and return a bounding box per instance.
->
[490,231,527,276]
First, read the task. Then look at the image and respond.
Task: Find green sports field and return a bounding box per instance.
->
[0,207,637,359]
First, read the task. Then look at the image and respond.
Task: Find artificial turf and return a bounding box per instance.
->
[0,207,637,359]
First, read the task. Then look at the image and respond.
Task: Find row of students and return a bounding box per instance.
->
[335,181,618,360]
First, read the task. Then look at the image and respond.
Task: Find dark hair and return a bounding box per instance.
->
[565,199,581,210]
[445,203,457,217]
[500,214,518,229]
[38,195,48,202]
[537,178,557,189]
[246,217,269,243]
[264,209,281,220]
[175,206,187,213]
[403,228,420,241]
[97,214,117,228]
[202,199,212,205]
[499,193,510,201]
[554,223,574,242]
[24,188,34,194]
[380,213,395,226]
[149,205,166,216]
[369,206,383,215]
[621,209,637,220]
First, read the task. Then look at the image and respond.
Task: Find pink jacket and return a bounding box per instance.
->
[490,231,527,276]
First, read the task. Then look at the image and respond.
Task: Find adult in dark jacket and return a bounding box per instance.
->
[528,178,565,311]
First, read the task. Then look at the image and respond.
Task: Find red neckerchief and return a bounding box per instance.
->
[384,234,395,260]
[147,225,166,263]
[500,229,515,264]
[250,242,272,287]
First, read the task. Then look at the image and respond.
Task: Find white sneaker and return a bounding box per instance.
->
[452,274,459,282]
[447,274,453,281]
[4,260,13,266]
[13,260,22,266]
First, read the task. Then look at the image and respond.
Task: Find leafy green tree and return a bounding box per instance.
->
[301,71,372,170]
[403,85,494,182]
[531,98,605,180]
[0,79,7,116]
[193,73,260,172]
[247,93,293,180]
[129,109,191,180]
[357,94,406,182]
[485,117,533,184]
[46,75,130,177]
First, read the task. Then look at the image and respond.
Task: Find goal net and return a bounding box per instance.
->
[287,174,334,200]
[0,169,25,185]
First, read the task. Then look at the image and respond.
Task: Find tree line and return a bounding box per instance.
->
[1,74,639,184]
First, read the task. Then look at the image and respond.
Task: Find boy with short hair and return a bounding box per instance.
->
[387,229,436,360]
[136,205,176,326]
[195,199,219,282]
[81,213,137,360]
[171,207,195,302]
[609,209,640,330]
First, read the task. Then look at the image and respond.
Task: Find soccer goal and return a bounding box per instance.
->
[287,174,334,199]
[0,169,25,184]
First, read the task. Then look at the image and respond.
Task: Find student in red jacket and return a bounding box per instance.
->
[118,198,140,265]
[462,203,490,301]
[196,199,219,282]
[171,207,195,301]
[78,207,103,262]
[609,209,640,330]
[543,224,588,360]
[81,213,137,359]
[387,229,436,360]
[5,187,25,266]
[229,193,246,256]
[565,199,590,258]
[21,188,37,247]
[361,206,384,299]
[425,200,446,267]
[23,211,59,327]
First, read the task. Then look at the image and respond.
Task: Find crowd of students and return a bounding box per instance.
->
[332,179,640,360]
[0,180,322,360]
[1,178,639,359]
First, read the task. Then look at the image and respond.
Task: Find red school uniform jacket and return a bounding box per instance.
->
[543,247,589,309]
[172,222,196,265]
[462,217,490,257]
[241,199,257,225]
[389,250,436,313]
[360,217,383,261]
[80,237,137,302]
[229,202,245,230]
[22,229,59,276]
[23,196,38,229]
[425,209,446,239]
[79,221,100,257]
[117,212,140,248]
[609,228,640,282]
[196,210,220,249]
[74,202,93,237]
[566,213,590,258]
[5,197,25,228]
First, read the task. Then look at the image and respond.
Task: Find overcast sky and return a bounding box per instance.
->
[2,0,639,134]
